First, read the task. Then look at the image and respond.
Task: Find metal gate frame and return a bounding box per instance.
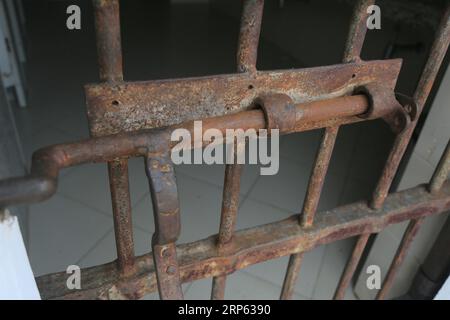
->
[0,0,449,300]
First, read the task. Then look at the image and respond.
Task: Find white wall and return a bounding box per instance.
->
[0,211,40,300]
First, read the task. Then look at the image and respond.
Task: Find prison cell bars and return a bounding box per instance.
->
[332,0,376,300]
[1,0,444,300]
[92,0,136,277]
[373,5,450,300]
[91,0,450,300]
[211,0,264,300]
[371,5,450,210]
[338,4,450,300]
[280,0,375,300]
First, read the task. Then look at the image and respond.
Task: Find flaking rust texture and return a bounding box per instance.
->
[85,59,401,137]
[35,182,450,300]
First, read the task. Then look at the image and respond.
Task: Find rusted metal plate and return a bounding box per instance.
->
[35,181,450,300]
[84,59,402,136]
[0,94,373,208]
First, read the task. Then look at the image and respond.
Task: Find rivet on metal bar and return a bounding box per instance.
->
[145,151,183,300]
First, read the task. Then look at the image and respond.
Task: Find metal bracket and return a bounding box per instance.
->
[145,151,183,300]
[355,84,412,134]
[255,93,296,133]
[395,93,418,123]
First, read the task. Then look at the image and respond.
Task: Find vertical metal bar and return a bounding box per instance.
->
[210,163,243,300]
[236,0,264,74]
[281,0,373,299]
[93,0,135,276]
[429,139,450,194]
[343,0,375,63]
[108,159,135,275]
[211,0,264,300]
[376,218,425,300]
[217,164,244,246]
[333,233,370,299]
[279,253,304,300]
[371,6,450,209]
[211,274,227,300]
[300,126,339,227]
[332,0,378,300]
[93,0,123,82]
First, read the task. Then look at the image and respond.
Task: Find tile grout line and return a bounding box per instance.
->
[56,191,114,218]
[75,227,114,266]
[310,244,329,299]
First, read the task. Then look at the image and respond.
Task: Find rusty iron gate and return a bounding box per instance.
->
[0,0,450,300]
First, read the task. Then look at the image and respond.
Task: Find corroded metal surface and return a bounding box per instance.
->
[376,218,425,300]
[108,159,135,276]
[343,0,375,63]
[92,0,123,82]
[280,252,304,300]
[283,0,376,296]
[0,94,374,208]
[256,93,296,132]
[0,0,449,301]
[84,59,401,136]
[333,233,370,300]
[93,0,135,277]
[236,0,264,74]
[211,0,263,300]
[301,126,339,228]
[34,181,450,299]
[145,152,183,299]
[371,5,450,209]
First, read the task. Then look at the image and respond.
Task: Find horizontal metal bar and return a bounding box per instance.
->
[211,0,264,301]
[35,180,450,299]
[0,94,371,208]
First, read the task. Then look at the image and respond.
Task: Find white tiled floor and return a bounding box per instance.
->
[12,0,397,300]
